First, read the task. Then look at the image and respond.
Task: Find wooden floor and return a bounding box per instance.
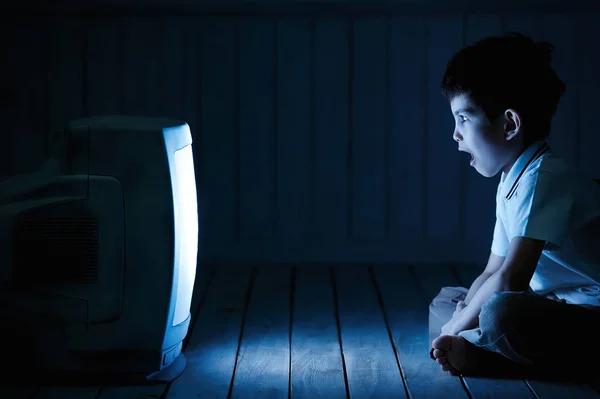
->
[4,264,600,399]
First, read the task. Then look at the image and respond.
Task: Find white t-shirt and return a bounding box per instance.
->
[491,139,600,305]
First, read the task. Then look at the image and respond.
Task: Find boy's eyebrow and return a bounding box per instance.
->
[453,107,477,115]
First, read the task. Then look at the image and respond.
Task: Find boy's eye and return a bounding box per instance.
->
[459,115,468,123]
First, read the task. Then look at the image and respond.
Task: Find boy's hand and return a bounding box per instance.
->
[452,300,466,319]
[440,319,458,336]
[441,301,467,336]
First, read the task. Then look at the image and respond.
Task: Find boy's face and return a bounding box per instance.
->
[450,93,511,178]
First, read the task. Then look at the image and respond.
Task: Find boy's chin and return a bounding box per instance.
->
[473,164,496,178]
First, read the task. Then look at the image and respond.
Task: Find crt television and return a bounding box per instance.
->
[0,116,199,382]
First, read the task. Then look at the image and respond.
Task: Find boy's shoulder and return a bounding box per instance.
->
[519,152,600,204]
[528,153,591,186]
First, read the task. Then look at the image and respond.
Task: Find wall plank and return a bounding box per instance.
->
[47,16,85,143]
[578,16,600,179]
[313,16,349,245]
[388,16,427,246]
[158,17,198,130]
[238,16,277,242]
[276,17,313,241]
[502,13,543,37]
[351,16,388,241]
[6,0,600,14]
[5,16,48,175]
[5,11,599,264]
[122,16,165,116]
[542,14,580,166]
[0,15,17,179]
[199,17,238,253]
[86,17,124,116]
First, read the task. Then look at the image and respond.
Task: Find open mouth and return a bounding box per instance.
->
[461,150,475,165]
[458,147,475,166]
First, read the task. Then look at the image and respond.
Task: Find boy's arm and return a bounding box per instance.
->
[447,236,545,335]
[463,252,506,305]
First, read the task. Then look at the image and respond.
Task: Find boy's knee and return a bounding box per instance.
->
[480,291,528,333]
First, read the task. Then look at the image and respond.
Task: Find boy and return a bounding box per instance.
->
[429,33,600,378]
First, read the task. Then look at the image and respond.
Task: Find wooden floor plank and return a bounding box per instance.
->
[16,263,600,398]
[414,264,536,399]
[374,265,469,399]
[34,386,100,399]
[165,266,253,398]
[291,266,346,399]
[98,385,167,398]
[333,265,408,399]
[453,265,600,399]
[229,266,291,399]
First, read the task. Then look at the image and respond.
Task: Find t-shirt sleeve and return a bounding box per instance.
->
[491,216,510,257]
[509,170,574,247]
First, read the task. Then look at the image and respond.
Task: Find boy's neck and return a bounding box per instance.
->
[501,138,547,180]
[502,147,526,176]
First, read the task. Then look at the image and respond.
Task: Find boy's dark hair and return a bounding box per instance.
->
[441,32,566,146]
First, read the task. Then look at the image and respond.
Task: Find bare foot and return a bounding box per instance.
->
[431,335,482,376]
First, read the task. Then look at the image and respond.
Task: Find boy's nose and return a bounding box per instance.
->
[453,130,462,142]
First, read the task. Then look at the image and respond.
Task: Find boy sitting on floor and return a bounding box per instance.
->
[429,32,600,378]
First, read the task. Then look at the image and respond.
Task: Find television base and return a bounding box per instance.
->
[146,352,187,382]
[0,353,187,387]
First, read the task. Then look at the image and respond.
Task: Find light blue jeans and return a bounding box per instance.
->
[429,286,600,375]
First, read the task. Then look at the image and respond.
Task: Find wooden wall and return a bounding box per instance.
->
[1,6,599,265]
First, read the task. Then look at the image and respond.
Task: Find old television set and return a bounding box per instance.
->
[0,116,199,383]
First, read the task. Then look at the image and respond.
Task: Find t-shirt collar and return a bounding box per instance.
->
[500,138,550,200]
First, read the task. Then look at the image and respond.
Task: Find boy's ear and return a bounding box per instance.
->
[503,108,522,141]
